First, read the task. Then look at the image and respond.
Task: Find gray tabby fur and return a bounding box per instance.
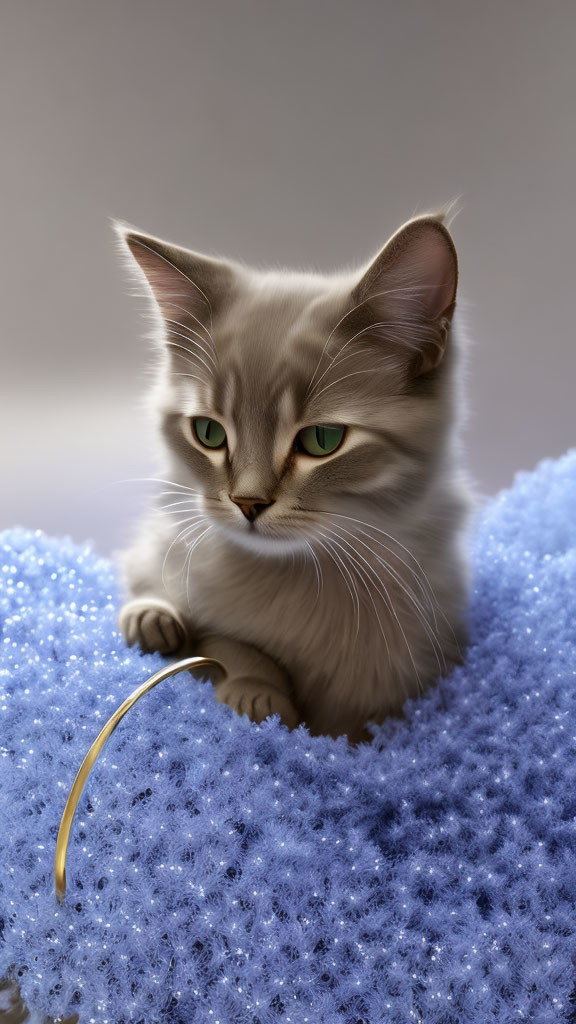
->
[116,210,471,741]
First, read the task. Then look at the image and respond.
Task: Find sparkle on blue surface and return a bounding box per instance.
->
[1,452,576,1022]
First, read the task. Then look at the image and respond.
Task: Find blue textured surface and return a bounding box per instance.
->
[1,453,576,1024]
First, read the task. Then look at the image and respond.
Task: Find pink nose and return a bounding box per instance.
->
[229,495,275,522]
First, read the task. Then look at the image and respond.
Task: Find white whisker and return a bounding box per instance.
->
[315,534,361,638]
[156,491,203,503]
[183,524,213,613]
[171,371,209,387]
[157,498,216,513]
[309,323,401,398]
[319,527,393,672]
[321,514,437,622]
[343,523,439,632]
[161,515,209,590]
[165,335,214,378]
[165,324,218,371]
[317,510,438,610]
[316,509,459,664]
[163,304,217,352]
[306,284,433,396]
[329,522,446,676]
[304,539,323,606]
[103,476,200,492]
[310,364,395,403]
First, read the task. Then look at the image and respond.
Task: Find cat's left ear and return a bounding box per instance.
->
[352,214,458,375]
[115,222,234,326]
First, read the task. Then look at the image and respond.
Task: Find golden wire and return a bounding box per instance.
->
[54,656,225,902]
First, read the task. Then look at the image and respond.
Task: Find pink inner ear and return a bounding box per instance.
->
[391,223,458,323]
[125,236,202,317]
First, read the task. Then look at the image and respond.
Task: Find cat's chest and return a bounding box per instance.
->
[181,543,392,688]
[184,548,331,641]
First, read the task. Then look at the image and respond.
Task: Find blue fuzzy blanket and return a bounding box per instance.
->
[1,453,576,1023]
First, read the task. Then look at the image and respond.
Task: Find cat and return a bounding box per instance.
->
[116,209,471,742]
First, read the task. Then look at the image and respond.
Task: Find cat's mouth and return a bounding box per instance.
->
[239,516,303,541]
[212,508,312,553]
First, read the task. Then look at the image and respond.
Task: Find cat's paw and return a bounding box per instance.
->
[118,598,186,655]
[214,679,300,730]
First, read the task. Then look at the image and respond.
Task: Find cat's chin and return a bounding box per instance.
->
[214,521,310,557]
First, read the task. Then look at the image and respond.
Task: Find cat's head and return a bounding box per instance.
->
[118,213,458,553]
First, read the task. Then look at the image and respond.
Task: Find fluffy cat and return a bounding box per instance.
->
[117,211,470,742]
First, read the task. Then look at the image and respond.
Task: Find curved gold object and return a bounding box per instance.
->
[54,656,225,902]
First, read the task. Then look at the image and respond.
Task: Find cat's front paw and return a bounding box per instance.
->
[118,598,186,655]
[214,679,300,730]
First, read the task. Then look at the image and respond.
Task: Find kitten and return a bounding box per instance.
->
[117,211,470,742]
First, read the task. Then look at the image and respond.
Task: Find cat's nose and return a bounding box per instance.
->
[229,495,275,522]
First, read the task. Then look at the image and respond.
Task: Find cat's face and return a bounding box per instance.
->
[120,216,458,553]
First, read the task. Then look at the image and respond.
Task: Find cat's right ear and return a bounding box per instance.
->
[114,222,234,325]
[351,213,458,376]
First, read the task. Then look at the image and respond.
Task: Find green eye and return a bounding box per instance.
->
[297,424,346,457]
[193,417,227,449]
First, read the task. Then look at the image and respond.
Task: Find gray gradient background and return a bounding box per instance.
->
[1,0,575,554]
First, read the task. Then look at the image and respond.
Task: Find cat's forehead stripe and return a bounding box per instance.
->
[225,360,300,430]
